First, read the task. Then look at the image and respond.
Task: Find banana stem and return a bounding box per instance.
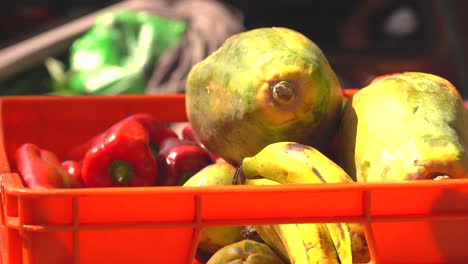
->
[232,165,246,185]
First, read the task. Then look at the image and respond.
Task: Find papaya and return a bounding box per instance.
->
[338,72,468,182]
[185,27,343,165]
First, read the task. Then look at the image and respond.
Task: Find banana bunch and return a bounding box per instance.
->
[236,142,370,264]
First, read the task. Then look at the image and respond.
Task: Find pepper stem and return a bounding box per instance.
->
[109,160,135,185]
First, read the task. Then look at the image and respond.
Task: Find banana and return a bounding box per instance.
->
[183,160,245,254]
[246,178,341,264]
[296,224,341,264]
[325,223,353,264]
[240,142,370,263]
[255,224,290,262]
[245,178,289,261]
[240,142,352,184]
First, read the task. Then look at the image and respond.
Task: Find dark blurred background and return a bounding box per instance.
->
[0,0,467,98]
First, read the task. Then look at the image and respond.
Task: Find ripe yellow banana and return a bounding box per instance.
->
[246,178,341,264]
[240,142,371,263]
[255,223,290,262]
[245,178,289,261]
[183,160,244,254]
[241,142,352,184]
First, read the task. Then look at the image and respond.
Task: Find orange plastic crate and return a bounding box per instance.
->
[1,90,468,264]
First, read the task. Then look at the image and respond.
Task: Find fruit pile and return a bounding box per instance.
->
[12,27,468,263]
[184,27,468,263]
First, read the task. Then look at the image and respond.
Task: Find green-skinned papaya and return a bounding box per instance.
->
[338,72,468,182]
[185,27,343,165]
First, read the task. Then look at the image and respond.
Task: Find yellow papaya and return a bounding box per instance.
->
[339,72,468,182]
[185,27,343,165]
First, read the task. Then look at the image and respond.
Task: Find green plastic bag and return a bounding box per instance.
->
[47,10,187,95]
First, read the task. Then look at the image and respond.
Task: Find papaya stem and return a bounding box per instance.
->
[272,81,296,105]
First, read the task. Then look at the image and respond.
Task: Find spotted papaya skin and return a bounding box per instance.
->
[339,72,468,182]
[186,27,343,165]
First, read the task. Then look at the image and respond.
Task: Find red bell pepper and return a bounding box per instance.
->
[66,113,177,160]
[61,160,84,186]
[129,113,178,151]
[15,143,82,189]
[157,137,213,186]
[81,118,158,187]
